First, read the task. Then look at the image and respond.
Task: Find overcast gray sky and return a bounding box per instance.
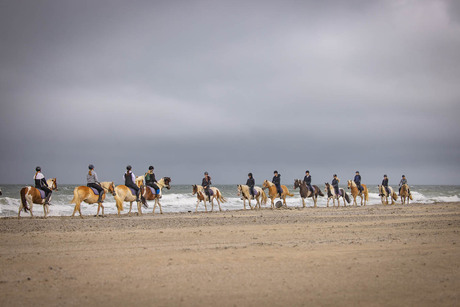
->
[1,0,459,185]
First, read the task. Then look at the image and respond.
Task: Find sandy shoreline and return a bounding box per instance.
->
[1,202,459,306]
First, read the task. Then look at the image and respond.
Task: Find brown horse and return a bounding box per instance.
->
[70,182,116,218]
[237,184,268,210]
[293,179,324,208]
[325,182,351,207]
[139,177,171,215]
[192,185,226,212]
[400,183,410,205]
[378,185,398,205]
[347,180,369,206]
[18,178,58,219]
[262,180,294,209]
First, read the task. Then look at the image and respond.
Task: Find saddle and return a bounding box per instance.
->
[37,189,46,199]
[90,187,100,195]
[146,186,160,195]
[336,189,343,197]
[129,187,137,195]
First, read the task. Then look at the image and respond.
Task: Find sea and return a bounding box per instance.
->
[1,184,459,218]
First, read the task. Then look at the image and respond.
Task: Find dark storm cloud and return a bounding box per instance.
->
[1,0,459,185]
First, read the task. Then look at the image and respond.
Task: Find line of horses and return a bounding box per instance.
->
[17,176,413,219]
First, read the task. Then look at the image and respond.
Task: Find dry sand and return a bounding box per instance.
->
[0,202,459,306]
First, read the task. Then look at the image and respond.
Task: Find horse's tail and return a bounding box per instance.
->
[344,191,351,203]
[217,190,227,203]
[363,185,369,201]
[70,188,81,212]
[261,190,268,205]
[315,185,324,197]
[20,188,29,213]
[392,192,398,201]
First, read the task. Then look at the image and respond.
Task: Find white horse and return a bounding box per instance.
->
[378,185,398,205]
[19,178,58,218]
[237,184,268,210]
[192,185,226,212]
[324,182,350,207]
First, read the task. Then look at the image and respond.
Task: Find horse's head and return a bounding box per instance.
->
[192,185,197,195]
[262,180,270,189]
[293,179,300,189]
[347,180,352,189]
[237,185,242,196]
[109,182,116,196]
[163,177,172,190]
[50,178,58,191]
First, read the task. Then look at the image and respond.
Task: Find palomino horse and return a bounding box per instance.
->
[70,182,116,218]
[135,176,144,187]
[347,180,369,206]
[324,183,351,207]
[293,179,324,208]
[18,178,58,219]
[237,184,268,210]
[114,184,144,216]
[378,185,398,205]
[138,177,171,215]
[262,180,294,209]
[192,185,226,212]
[400,184,411,205]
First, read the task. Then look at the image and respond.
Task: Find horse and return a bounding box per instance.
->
[400,184,411,205]
[192,185,226,212]
[261,180,294,209]
[293,179,324,208]
[347,180,369,206]
[237,184,268,210]
[70,182,116,218]
[18,178,58,219]
[378,185,398,205]
[135,176,144,187]
[113,184,144,216]
[138,177,171,215]
[324,182,350,207]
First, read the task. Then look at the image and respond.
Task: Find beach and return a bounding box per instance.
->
[1,202,459,306]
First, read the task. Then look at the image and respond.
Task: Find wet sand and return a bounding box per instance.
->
[0,202,459,306]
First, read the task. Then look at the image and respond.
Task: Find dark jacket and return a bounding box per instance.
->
[246,177,255,188]
[35,177,48,189]
[382,178,388,187]
[332,178,339,188]
[202,177,211,189]
[145,172,157,185]
[272,175,281,186]
[304,175,311,186]
[354,175,361,185]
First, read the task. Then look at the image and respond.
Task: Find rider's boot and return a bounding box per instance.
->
[97,193,104,203]
[44,194,51,205]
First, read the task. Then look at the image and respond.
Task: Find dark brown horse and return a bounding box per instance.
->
[293,179,324,208]
[138,177,171,215]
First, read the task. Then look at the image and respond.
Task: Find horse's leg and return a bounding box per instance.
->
[302,197,306,208]
[152,200,157,215]
[96,203,101,217]
[217,197,222,212]
[203,199,208,212]
[326,197,329,208]
[210,198,214,212]
[243,198,246,210]
[158,198,163,214]
[43,204,47,218]
[248,198,253,210]
[128,202,132,216]
[101,204,105,217]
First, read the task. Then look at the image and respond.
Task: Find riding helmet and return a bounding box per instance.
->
[88,164,94,170]
[149,166,154,170]
[402,175,405,177]
[204,171,208,175]
[384,174,387,177]
[306,170,310,173]
[274,170,278,174]
[356,171,359,174]
[333,174,337,177]
[248,173,253,177]
[126,165,132,170]
[35,166,41,172]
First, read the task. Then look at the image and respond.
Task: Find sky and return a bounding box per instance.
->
[1,0,459,185]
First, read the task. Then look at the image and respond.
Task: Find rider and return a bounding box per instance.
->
[202,171,212,201]
[246,173,255,198]
[124,165,140,202]
[34,166,52,205]
[354,171,363,193]
[87,164,104,203]
[272,170,282,197]
[381,174,390,196]
[145,166,160,194]
[332,174,340,196]
[303,170,313,194]
[399,175,411,196]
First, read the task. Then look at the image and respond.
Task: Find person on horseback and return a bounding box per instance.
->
[34,166,52,205]
[87,164,104,203]
[202,171,212,201]
[246,173,255,198]
[332,174,340,196]
[145,166,160,194]
[381,174,390,196]
[354,171,363,193]
[399,175,411,196]
[272,171,282,197]
[303,170,313,194]
[124,165,140,202]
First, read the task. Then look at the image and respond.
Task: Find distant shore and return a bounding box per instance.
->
[1,202,459,306]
